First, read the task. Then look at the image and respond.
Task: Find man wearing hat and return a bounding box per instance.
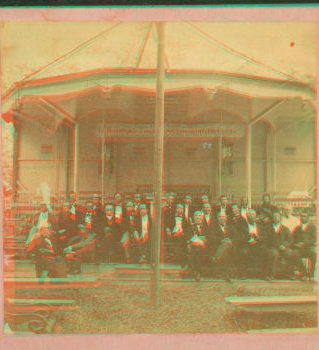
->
[292,211,316,281]
[187,210,210,281]
[211,212,236,282]
[97,204,122,263]
[133,204,152,264]
[240,197,250,221]
[64,224,97,274]
[92,193,104,222]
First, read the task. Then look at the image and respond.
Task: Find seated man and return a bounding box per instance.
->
[293,211,316,281]
[264,211,307,281]
[64,224,97,274]
[25,203,57,247]
[236,209,269,280]
[240,197,250,221]
[114,193,125,225]
[186,210,210,281]
[133,204,152,264]
[26,227,65,279]
[211,212,236,282]
[166,204,189,268]
[282,206,300,234]
[96,204,122,263]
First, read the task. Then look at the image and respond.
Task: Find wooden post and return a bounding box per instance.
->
[65,126,69,197]
[101,112,105,204]
[153,22,165,308]
[218,121,222,198]
[73,123,79,194]
[246,124,252,206]
[273,129,277,196]
[13,123,19,202]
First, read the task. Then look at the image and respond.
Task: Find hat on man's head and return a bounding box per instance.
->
[115,193,122,199]
[93,193,100,199]
[185,195,192,201]
[140,204,147,209]
[194,210,203,217]
[126,201,134,207]
[203,203,211,208]
[176,204,184,210]
[105,204,114,211]
[201,195,208,199]
[134,193,141,198]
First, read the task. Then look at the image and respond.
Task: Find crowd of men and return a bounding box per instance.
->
[24,192,316,283]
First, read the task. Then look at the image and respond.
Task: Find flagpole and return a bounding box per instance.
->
[153,21,165,308]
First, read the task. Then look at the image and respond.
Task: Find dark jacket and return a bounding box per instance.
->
[293,223,316,248]
[229,215,250,247]
[264,223,293,249]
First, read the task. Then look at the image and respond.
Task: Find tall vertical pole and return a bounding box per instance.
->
[218,113,222,197]
[101,111,105,204]
[13,123,19,202]
[246,124,252,206]
[73,123,79,194]
[273,130,277,196]
[65,126,69,198]
[153,21,165,308]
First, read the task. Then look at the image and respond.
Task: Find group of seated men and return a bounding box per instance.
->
[24,192,316,283]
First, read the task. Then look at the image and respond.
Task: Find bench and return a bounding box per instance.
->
[4,297,79,334]
[225,295,317,313]
[247,328,317,334]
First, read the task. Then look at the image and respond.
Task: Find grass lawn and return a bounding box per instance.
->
[13,281,317,334]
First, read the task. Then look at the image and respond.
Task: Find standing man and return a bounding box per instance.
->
[214,195,232,219]
[183,195,194,223]
[202,203,215,232]
[120,201,137,264]
[293,212,316,281]
[164,193,176,242]
[259,193,277,216]
[133,193,142,219]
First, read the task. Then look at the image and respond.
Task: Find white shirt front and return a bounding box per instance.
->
[282,215,300,234]
[241,207,249,220]
[141,215,149,239]
[301,223,310,232]
[185,205,189,220]
[248,223,258,236]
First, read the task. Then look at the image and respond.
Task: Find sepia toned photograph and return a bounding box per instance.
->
[2,21,317,336]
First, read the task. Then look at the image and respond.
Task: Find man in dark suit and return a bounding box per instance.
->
[264,211,307,281]
[64,224,97,274]
[96,204,122,263]
[240,197,250,221]
[235,208,269,279]
[133,204,152,264]
[114,193,125,226]
[92,193,104,222]
[214,195,232,219]
[183,195,194,223]
[211,212,236,282]
[164,194,177,242]
[202,203,215,232]
[258,193,277,216]
[133,193,142,219]
[120,201,137,264]
[165,204,189,268]
[293,212,316,281]
[186,210,210,281]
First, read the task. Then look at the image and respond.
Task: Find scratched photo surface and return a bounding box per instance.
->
[2,22,317,335]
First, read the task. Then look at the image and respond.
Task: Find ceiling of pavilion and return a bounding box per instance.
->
[2,22,316,130]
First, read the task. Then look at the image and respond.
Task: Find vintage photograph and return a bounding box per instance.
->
[2,21,317,335]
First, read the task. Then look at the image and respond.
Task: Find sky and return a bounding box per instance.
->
[1,21,316,93]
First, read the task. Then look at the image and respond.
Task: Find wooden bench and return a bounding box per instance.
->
[4,297,79,334]
[247,328,317,334]
[225,296,317,313]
